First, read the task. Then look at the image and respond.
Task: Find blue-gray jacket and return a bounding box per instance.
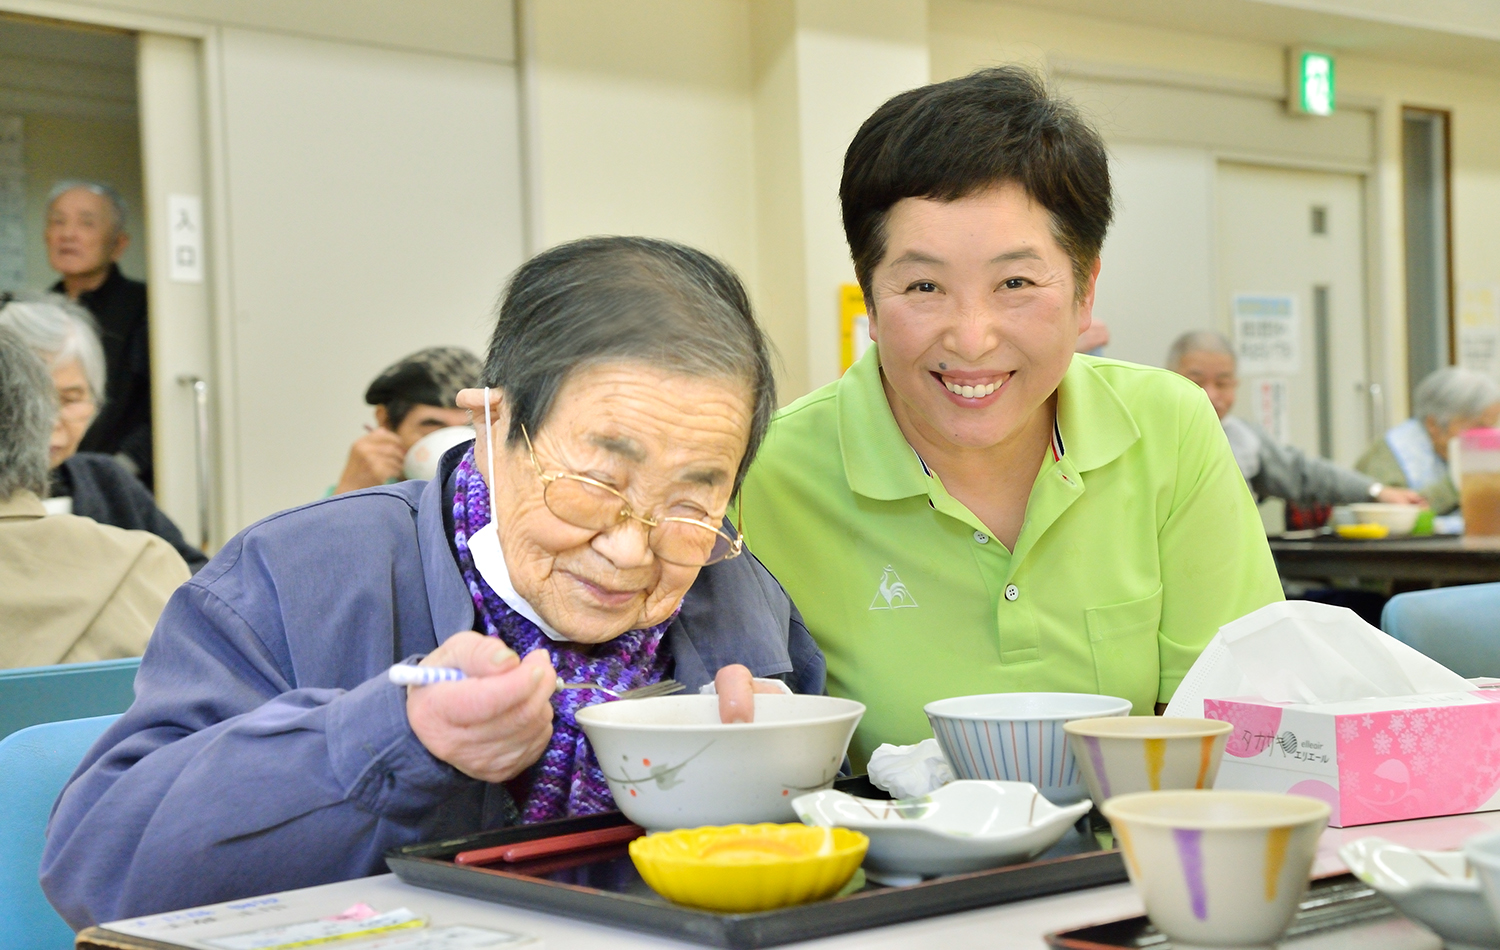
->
[42,446,824,929]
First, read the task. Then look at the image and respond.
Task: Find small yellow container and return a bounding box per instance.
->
[629,823,868,913]
[1336,523,1390,540]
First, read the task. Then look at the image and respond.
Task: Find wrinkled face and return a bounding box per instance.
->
[1175,350,1238,420]
[45,188,125,279]
[50,359,96,467]
[390,404,470,450]
[480,363,752,644]
[867,183,1096,452]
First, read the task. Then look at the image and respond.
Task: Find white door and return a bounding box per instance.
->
[137,33,216,549]
[1216,162,1370,466]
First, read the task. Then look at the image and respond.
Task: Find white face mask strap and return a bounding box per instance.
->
[483,386,498,529]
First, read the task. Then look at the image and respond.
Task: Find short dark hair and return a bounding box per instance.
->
[482,236,775,494]
[840,65,1112,302]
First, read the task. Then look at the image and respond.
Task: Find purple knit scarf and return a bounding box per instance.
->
[450,448,674,822]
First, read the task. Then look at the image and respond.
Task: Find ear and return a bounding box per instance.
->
[1075,257,1102,333]
[455,387,509,443]
[110,230,130,262]
[374,404,392,430]
[862,290,878,341]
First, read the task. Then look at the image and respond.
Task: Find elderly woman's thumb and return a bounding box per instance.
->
[428,630,520,677]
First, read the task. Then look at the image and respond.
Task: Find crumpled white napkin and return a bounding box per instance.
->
[867,738,954,799]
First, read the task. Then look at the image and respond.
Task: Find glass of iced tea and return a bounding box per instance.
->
[1460,428,1500,536]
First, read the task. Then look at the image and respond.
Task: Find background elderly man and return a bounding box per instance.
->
[333,346,480,495]
[0,326,187,669]
[1167,330,1422,507]
[0,293,206,571]
[45,180,153,488]
[1356,366,1500,515]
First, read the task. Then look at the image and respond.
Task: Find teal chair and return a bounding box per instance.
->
[0,658,140,740]
[1382,583,1500,678]
[0,714,119,949]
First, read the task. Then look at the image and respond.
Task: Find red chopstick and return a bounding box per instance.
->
[454,823,645,866]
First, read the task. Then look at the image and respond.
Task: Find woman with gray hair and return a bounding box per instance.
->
[0,293,206,571]
[0,326,187,668]
[1356,366,1500,515]
[44,236,825,928]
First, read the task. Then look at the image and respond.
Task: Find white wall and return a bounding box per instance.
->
[216,28,525,523]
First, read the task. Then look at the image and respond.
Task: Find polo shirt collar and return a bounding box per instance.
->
[836,348,1141,500]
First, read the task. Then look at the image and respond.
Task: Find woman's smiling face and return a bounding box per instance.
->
[867,182,1097,452]
[479,362,752,644]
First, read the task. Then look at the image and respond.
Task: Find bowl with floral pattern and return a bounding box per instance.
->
[791,779,1091,877]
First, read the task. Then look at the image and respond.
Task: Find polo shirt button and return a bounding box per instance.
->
[974,531,989,544]
[1005,584,1019,602]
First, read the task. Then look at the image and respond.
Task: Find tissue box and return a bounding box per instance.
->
[1205,690,1500,827]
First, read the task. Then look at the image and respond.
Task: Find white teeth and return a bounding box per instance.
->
[943,378,1001,398]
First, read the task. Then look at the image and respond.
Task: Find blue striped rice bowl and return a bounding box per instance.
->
[925,693,1134,804]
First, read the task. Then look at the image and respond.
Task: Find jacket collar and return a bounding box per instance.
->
[836,349,1141,501]
[0,490,47,521]
[417,442,478,648]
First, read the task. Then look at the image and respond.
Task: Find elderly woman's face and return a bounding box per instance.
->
[1428,402,1500,458]
[50,359,96,467]
[481,363,752,644]
[867,182,1097,453]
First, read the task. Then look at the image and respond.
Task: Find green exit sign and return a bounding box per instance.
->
[1289,49,1336,116]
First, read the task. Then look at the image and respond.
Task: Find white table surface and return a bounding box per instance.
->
[102,809,1500,949]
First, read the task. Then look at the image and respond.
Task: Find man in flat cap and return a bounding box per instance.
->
[332,347,480,495]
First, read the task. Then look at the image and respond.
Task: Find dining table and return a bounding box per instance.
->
[78,807,1498,950]
[1269,533,1500,584]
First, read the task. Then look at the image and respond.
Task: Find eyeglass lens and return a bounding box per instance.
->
[542,476,733,566]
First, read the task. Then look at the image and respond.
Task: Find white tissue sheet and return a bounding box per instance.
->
[867,738,955,799]
[1164,601,1470,717]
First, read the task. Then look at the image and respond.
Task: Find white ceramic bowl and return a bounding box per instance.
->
[1102,791,1330,949]
[793,780,1091,877]
[402,426,475,481]
[1463,830,1500,947]
[925,692,1133,804]
[1342,837,1498,949]
[1063,717,1232,803]
[576,694,863,830]
[1348,502,1422,535]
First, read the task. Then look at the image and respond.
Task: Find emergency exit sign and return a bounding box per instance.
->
[1289,49,1336,116]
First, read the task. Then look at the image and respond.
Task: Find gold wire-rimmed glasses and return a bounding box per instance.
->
[522,425,745,567]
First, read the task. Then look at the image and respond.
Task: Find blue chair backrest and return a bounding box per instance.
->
[0,714,119,949]
[0,658,140,741]
[1382,582,1500,678]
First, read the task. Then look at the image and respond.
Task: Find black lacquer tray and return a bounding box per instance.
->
[386,777,1128,948]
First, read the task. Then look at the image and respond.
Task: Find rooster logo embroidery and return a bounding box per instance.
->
[869,565,918,610]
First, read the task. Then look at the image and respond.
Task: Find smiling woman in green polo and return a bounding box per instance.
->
[738,67,1282,769]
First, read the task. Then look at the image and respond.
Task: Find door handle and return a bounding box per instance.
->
[177,375,212,551]
[1355,380,1385,442]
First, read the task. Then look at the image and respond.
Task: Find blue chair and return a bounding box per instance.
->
[0,714,119,949]
[1381,583,1500,677]
[0,658,140,740]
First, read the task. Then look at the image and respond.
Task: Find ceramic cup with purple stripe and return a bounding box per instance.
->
[1063,717,1233,805]
[1102,790,1329,948]
[924,692,1132,804]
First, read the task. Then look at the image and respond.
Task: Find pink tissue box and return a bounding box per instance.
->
[1204,690,1500,828]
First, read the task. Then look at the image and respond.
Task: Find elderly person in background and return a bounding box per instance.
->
[44,236,823,928]
[1356,367,1500,515]
[1168,330,1423,507]
[45,180,153,488]
[737,67,1282,769]
[0,293,206,572]
[0,327,188,668]
[333,346,481,495]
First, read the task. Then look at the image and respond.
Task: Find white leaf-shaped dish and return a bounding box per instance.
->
[792,780,1091,877]
[1339,836,1498,949]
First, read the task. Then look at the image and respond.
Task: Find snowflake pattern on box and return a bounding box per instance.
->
[1337,701,1500,825]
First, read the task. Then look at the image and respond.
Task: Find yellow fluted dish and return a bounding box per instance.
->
[629,823,869,912]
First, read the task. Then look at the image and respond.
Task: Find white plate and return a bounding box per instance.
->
[1340,836,1498,949]
[792,780,1091,877]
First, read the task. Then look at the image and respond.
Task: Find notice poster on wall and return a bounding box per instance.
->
[1257,378,1289,443]
[1233,294,1299,375]
[1459,284,1500,379]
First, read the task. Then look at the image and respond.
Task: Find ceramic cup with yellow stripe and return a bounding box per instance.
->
[1101,791,1330,948]
[1063,717,1232,804]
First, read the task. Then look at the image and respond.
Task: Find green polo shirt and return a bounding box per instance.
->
[739,347,1283,768]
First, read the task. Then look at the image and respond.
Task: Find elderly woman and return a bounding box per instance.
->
[0,293,206,571]
[737,67,1283,767]
[43,237,822,928]
[1355,367,1500,516]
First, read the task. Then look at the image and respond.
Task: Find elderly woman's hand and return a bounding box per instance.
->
[714,664,789,723]
[406,631,557,782]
